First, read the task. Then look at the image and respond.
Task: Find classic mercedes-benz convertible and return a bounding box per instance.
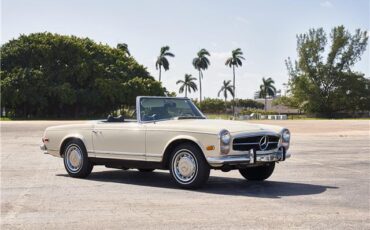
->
[41,96,291,188]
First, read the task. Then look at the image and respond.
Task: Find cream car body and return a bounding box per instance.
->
[41,96,291,188]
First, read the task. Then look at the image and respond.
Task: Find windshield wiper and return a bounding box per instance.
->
[175,116,206,120]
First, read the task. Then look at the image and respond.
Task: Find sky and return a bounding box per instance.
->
[1,0,369,100]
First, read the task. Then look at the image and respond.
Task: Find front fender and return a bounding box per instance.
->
[163,135,205,155]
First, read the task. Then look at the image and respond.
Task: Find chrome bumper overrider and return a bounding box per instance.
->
[40,144,48,154]
[207,149,290,167]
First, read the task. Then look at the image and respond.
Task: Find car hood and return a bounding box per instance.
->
[146,119,283,135]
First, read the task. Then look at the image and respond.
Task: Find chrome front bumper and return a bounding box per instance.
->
[207,149,290,167]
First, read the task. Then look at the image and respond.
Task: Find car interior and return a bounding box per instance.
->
[106,115,125,122]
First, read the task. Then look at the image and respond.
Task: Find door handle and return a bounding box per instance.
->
[92,130,101,134]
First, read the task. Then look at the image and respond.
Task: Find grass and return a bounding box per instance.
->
[0,117,13,121]
[205,114,234,120]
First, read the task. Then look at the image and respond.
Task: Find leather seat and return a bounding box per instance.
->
[107,115,125,122]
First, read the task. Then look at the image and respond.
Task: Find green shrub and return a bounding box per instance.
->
[197,98,226,114]
[240,109,278,115]
[227,99,264,109]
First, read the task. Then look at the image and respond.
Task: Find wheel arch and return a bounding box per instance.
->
[59,134,87,157]
[161,136,204,169]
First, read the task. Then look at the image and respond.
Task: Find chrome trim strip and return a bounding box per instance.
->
[145,153,162,157]
[232,131,280,138]
[233,141,279,146]
[93,151,146,157]
[93,152,146,160]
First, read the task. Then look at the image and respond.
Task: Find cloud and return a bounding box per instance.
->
[320,1,333,8]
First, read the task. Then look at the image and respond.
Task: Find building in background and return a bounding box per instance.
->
[253,89,298,114]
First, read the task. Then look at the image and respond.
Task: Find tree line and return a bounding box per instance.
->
[155,26,369,117]
[1,33,165,118]
[1,26,369,118]
[156,45,275,113]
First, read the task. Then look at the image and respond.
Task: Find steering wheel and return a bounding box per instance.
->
[143,114,157,121]
[149,114,157,120]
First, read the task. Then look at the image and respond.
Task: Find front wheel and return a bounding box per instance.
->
[239,163,275,181]
[169,143,210,189]
[63,140,93,178]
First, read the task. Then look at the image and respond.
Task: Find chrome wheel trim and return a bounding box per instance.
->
[172,149,198,184]
[65,144,83,173]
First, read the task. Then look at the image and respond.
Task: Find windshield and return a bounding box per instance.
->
[139,97,205,122]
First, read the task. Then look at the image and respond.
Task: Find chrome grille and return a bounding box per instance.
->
[233,135,280,151]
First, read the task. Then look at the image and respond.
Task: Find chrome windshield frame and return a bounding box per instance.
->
[136,96,206,123]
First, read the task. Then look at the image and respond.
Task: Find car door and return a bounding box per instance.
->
[92,121,146,161]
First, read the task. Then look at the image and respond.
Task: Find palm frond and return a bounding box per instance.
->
[236,58,243,66]
[267,88,276,97]
[160,46,170,55]
[217,86,224,97]
[164,52,175,57]
[260,77,276,98]
[161,58,170,70]
[227,87,235,97]
[155,59,161,70]
[198,48,210,57]
[178,85,184,94]
[227,48,245,68]
[189,82,198,91]
[192,58,200,69]
[225,58,232,67]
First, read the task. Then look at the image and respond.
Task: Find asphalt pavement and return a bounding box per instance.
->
[1,120,369,229]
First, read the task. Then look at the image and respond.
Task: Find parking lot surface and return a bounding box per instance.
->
[1,120,369,229]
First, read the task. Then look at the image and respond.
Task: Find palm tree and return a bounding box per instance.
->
[259,77,277,111]
[218,80,235,111]
[155,46,175,82]
[192,49,211,104]
[225,48,245,115]
[117,43,130,56]
[176,74,198,97]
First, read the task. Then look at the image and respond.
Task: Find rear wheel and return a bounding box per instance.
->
[239,163,275,181]
[63,140,93,178]
[169,143,210,189]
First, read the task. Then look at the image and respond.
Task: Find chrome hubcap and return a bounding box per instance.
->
[173,150,197,183]
[65,145,82,172]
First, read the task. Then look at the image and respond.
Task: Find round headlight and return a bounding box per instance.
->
[282,129,290,142]
[219,130,231,145]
